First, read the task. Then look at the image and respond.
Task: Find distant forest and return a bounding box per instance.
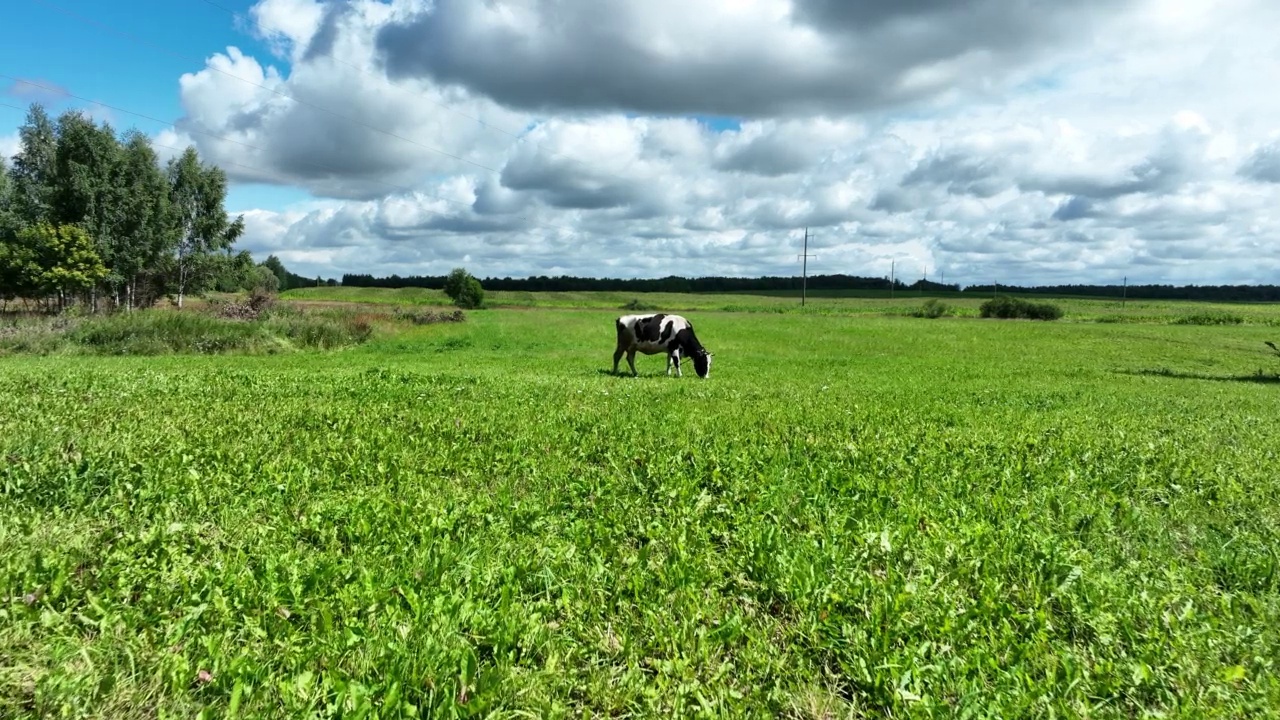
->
[339,272,1280,303]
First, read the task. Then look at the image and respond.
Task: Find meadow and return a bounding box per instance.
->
[2,291,1279,718]
[283,285,1280,325]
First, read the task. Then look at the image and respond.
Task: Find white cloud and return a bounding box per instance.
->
[249,0,326,61]
[0,132,18,161]
[117,0,1280,285]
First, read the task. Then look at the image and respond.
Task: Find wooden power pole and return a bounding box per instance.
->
[797,227,817,307]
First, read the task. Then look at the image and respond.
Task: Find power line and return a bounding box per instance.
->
[0,94,580,235]
[193,0,527,144]
[1,96,319,189]
[20,0,668,236]
[29,0,660,214]
[27,0,505,176]
[0,78,446,206]
[189,0,656,183]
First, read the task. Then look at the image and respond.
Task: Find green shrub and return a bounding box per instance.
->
[622,298,658,311]
[980,296,1063,321]
[393,308,466,325]
[444,268,485,309]
[912,298,952,318]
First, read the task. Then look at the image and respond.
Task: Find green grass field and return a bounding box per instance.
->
[282,286,1280,325]
[3,294,1280,717]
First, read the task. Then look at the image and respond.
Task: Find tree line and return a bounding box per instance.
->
[963,283,1280,303]
[341,272,939,293]
[342,272,1280,302]
[0,102,299,312]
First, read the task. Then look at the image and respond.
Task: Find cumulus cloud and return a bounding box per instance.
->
[1238,143,1280,183]
[114,0,1280,285]
[373,0,1140,118]
[162,1,531,200]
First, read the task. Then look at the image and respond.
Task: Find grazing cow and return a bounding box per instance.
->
[613,313,713,378]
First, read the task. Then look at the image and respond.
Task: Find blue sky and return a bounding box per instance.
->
[1,0,311,210]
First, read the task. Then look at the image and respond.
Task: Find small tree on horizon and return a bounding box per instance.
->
[443,267,485,309]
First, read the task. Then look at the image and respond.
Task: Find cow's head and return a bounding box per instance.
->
[692,349,713,378]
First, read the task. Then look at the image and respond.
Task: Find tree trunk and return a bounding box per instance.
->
[178,256,187,309]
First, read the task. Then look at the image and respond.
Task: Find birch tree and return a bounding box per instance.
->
[49,110,120,310]
[110,130,173,309]
[8,104,58,224]
[166,146,245,308]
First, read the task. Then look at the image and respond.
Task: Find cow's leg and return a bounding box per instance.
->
[627,349,638,376]
[612,345,625,375]
[666,353,673,376]
[673,351,682,377]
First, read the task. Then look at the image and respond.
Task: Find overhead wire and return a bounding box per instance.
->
[12,0,691,238]
[0,90,580,235]
[189,0,647,181]
[27,0,506,176]
[193,0,525,143]
[30,0,650,192]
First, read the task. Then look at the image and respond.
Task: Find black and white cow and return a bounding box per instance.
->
[613,313,713,378]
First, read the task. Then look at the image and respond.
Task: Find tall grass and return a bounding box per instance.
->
[1172,310,1245,325]
[0,306,377,356]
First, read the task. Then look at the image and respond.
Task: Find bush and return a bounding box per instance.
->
[912,298,952,318]
[622,298,658,311]
[443,268,485,309]
[980,296,1063,321]
[209,288,276,321]
[393,308,466,325]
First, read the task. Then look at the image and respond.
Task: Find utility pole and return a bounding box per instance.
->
[1122,275,1128,310]
[890,259,895,299]
[797,227,817,307]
